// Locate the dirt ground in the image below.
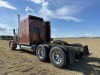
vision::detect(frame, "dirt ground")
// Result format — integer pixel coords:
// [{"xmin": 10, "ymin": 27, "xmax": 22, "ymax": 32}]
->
[{"xmin": 0, "ymin": 38, "xmax": 100, "ymax": 75}]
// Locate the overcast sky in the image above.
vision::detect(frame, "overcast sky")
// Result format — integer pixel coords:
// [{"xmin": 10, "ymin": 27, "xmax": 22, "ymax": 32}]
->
[{"xmin": 0, "ymin": 0, "xmax": 100, "ymax": 37}]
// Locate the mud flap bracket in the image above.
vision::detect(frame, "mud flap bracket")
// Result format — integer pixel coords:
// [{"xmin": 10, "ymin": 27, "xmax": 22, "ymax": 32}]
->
[{"xmin": 84, "ymin": 45, "xmax": 89, "ymax": 55}]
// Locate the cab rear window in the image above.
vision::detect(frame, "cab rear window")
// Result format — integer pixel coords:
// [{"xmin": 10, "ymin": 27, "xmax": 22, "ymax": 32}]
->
[{"xmin": 34, "ymin": 27, "xmax": 43, "ymax": 33}]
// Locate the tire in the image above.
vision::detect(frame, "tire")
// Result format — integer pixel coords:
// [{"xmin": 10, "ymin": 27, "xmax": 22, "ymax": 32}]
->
[
  {"xmin": 36, "ymin": 44, "xmax": 50, "ymax": 62},
  {"xmin": 49, "ymin": 46, "xmax": 69, "ymax": 68},
  {"xmin": 72, "ymin": 43, "xmax": 84, "ymax": 59},
  {"xmin": 53, "ymin": 40, "xmax": 69, "ymax": 45},
  {"xmin": 9, "ymin": 41, "xmax": 17, "ymax": 50}
]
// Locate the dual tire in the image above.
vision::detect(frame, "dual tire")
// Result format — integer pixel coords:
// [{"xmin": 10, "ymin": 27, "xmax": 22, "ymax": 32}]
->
[
  {"xmin": 36, "ymin": 44, "xmax": 50, "ymax": 62},
  {"xmin": 49, "ymin": 46, "xmax": 69, "ymax": 68},
  {"xmin": 36, "ymin": 45, "xmax": 69, "ymax": 68}
]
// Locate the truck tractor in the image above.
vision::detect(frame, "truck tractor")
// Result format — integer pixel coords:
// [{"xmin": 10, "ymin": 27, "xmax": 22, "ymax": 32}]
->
[{"xmin": 9, "ymin": 15, "xmax": 89, "ymax": 68}]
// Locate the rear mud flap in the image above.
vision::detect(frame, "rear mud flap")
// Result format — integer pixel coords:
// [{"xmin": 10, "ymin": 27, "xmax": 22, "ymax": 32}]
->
[
  {"xmin": 68, "ymin": 49, "xmax": 75, "ymax": 64},
  {"xmin": 84, "ymin": 45, "xmax": 89, "ymax": 55}
]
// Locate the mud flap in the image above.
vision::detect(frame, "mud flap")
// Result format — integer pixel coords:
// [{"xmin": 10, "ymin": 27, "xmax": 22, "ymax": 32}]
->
[
  {"xmin": 84, "ymin": 45, "xmax": 89, "ymax": 55},
  {"xmin": 68, "ymin": 49, "xmax": 75, "ymax": 64}
]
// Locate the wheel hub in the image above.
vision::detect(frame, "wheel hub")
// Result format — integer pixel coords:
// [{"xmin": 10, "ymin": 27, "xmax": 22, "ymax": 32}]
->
[
  {"xmin": 52, "ymin": 51, "xmax": 62, "ymax": 64},
  {"xmin": 38, "ymin": 48, "xmax": 45, "ymax": 58}
]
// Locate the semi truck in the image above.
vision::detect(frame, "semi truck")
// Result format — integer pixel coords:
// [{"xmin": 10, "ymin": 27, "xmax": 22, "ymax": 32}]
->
[{"xmin": 9, "ymin": 15, "xmax": 89, "ymax": 68}]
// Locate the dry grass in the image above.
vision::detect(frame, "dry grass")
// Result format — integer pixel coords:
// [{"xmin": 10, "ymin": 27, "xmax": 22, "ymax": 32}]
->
[{"xmin": 0, "ymin": 38, "xmax": 100, "ymax": 75}]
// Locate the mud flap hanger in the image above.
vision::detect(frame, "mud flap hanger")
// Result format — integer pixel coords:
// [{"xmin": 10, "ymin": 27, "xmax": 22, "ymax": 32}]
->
[{"xmin": 83, "ymin": 45, "xmax": 89, "ymax": 55}]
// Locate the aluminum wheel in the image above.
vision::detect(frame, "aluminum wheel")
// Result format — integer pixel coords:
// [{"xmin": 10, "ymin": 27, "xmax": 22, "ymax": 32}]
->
[
  {"xmin": 36, "ymin": 45, "xmax": 50, "ymax": 62},
  {"xmin": 52, "ymin": 50, "xmax": 63, "ymax": 65},
  {"xmin": 38, "ymin": 48, "xmax": 45, "ymax": 59},
  {"xmin": 50, "ymin": 46, "xmax": 68, "ymax": 68}
]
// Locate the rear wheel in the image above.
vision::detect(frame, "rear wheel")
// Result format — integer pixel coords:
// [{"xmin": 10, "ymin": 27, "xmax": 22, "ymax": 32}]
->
[
  {"xmin": 36, "ymin": 44, "xmax": 50, "ymax": 62},
  {"xmin": 49, "ymin": 46, "xmax": 68, "ymax": 68}
]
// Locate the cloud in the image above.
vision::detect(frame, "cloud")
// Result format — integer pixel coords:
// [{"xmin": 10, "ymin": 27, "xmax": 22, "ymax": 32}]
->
[
  {"xmin": 25, "ymin": 6, "xmax": 34, "ymax": 12},
  {"xmin": 0, "ymin": 23, "xmax": 12, "ymax": 31},
  {"xmin": 28, "ymin": 0, "xmax": 42, "ymax": 4},
  {"xmin": 38, "ymin": 0, "xmax": 53, "ymax": 20},
  {"xmin": 0, "ymin": 24, "xmax": 7, "ymax": 31},
  {"xmin": 54, "ymin": 16, "xmax": 84, "ymax": 22},
  {"xmin": 27, "ymin": 0, "xmax": 89, "ymax": 22},
  {"xmin": 85, "ymin": 33, "xmax": 92, "ymax": 37},
  {"xmin": 54, "ymin": 6, "xmax": 84, "ymax": 22},
  {"xmin": 0, "ymin": 23, "xmax": 14, "ymax": 35},
  {"xmin": 27, "ymin": 0, "xmax": 53, "ymax": 20},
  {"xmin": 0, "ymin": 26, "xmax": 6, "ymax": 31},
  {"xmin": 0, "ymin": 0, "xmax": 17, "ymax": 10},
  {"xmin": 55, "ymin": 6, "xmax": 76, "ymax": 16}
]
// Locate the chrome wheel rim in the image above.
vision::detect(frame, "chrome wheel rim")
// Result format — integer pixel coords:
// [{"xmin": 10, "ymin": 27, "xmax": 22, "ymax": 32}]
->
[
  {"xmin": 52, "ymin": 50, "xmax": 62, "ymax": 64},
  {"xmin": 38, "ymin": 48, "xmax": 45, "ymax": 59}
]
